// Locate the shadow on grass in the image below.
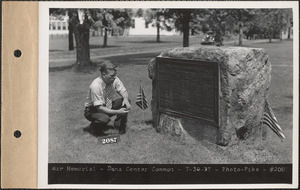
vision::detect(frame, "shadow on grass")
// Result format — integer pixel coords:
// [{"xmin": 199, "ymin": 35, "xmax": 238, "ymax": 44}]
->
[
  {"xmin": 90, "ymin": 45, "xmax": 121, "ymax": 49},
  {"xmin": 145, "ymin": 120, "xmax": 153, "ymax": 125},
  {"xmin": 119, "ymin": 40, "xmax": 170, "ymax": 44},
  {"xmin": 103, "ymin": 52, "xmax": 160, "ymax": 67},
  {"xmin": 50, "ymin": 63, "xmax": 105, "ymax": 73},
  {"xmin": 272, "ymin": 106, "xmax": 293, "ymax": 115},
  {"xmin": 253, "ymin": 40, "xmax": 290, "ymax": 45},
  {"xmin": 83, "ymin": 122, "xmax": 122, "ymax": 137},
  {"xmin": 50, "ymin": 45, "xmax": 122, "ymax": 52},
  {"xmin": 131, "ymin": 119, "xmax": 153, "ymax": 125},
  {"xmin": 83, "ymin": 123, "xmax": 119, "ymax": 137},
  {"xmin": 50, "ymin": 49, "xmax": 67, "ymax": 52},
  {"xmin": 233, "ymin": 40, "xmax": 289, "ymax": 47},
  {"xmin": 83, "ymin": 124, "xmax": 107, "ymax": 137},
  {"xmin": 182, "ymin": 118, "xmax": 218, "ymax": 143},
  {"xmin": 49, "ymin": 64, "xmax": 74, "ymax": 72}
]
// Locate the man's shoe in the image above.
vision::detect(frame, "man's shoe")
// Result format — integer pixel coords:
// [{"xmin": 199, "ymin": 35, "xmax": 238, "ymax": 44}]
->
[
  {"xmin": 119, "ymin": 129, "xmax": 126, "ymax": 134},
  {"xmin": 91, "ymin": 122, "xmax": 107, "ymax": 136}
]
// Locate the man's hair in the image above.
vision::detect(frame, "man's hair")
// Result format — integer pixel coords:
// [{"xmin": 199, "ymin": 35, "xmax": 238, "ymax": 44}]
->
[{"xmin": 99, "ymin": 61, "xmax": 117, "ymax": 74}]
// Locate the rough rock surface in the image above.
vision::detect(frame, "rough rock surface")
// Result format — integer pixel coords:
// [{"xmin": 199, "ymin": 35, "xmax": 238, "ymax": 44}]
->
[
  {"xmin": 148, "ymin": 46, "xmax": 271, "ymax": 146},
  {"xmin": 157, "ymin": 114, "xmax": 187, "ymax": 141}
]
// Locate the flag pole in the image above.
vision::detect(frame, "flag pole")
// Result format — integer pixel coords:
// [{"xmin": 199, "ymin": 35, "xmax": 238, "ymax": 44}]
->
[
  {"xmin": 140, "ymin": 77, "xmax": 145, "ymax": 124},
  {"xmin": 137, "ymin": 73, "xmax": 148, "ymax": 125}
]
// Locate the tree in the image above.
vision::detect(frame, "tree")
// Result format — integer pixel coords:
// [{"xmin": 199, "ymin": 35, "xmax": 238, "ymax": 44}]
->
[
  {"xmin": 135, "ymin": 8, "xmax": 144, "ymax": 17},
  {"xmin": 189, "ymin": 12, "xmax": 206, "ymax": 36},
  {"xmin": 90, "ymin": 9, "xmax": 133, "ymax": 47},
  {"xmin": 144, "ymin": 9, "xmax": 205, "ymax": 47},
  {"xmin": 226, "ymin": 9, "xmax": 256, "ymax": 46},
  {"xmin": 121, "ymin": 9, "xmax": 135, "ymax": 37},
  {"xmin": 67, "ymin": 11, "xmax": 74, "ymax": 50},
  {"xmin": 217, "ymin": 9, "xmax": 255, "ymax": 46},
  {"xmin": 202, "ymin": 9, "xmax": 233, "ymax": 45},
  {"xmin": 113, "ymin": 9, "xmax": 134, "ymax": 37},
  {"xmin": 244, "ymin": 23, "xmax": 261, "ymax": 40},
  {"xmin": 144, "ymin": 9, "xmax": 173, "ymax": 42},
  {"xmin": 51, "ymin": 9, "xmax": 133, "ymax": 70},
  {"xmin": 255, "ymin": 9, "xmax": 292, "ymax": 42},
  {"xmin": 50, "ymin": 9, "xmax": 96, "ymax": 69},
  {"xmin": 168, "ymin": 9, "xmax": 208, "ymax": 47},
  {"xmin": 70, "ymin": 9, "xmax": 94, "ymax": 69},
  {"xmin": 181, "ymin": 10, "xmax": 192, "ymax": 47},
  {"xmin": 276, "ymin": 9, "xmax": 292, "ymax": 41},
  {"xmin": 49, "ymin": 8, "xmax": 74, "ymax": 50},
  {"xmin": 167, "ymin": 9, "xmax": 193, "ymax": 47},
  {"xmin": 284, "ymin": 9, "xmax": 293, "ymax": 39}
]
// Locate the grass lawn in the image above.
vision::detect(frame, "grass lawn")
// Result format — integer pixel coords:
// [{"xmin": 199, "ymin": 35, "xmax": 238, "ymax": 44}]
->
[
  {"xmin": 49, "ymin": 40, "xmax": 294, "ymax": 164},
  {"xmin": 49, "ymin": 35, "xmax": 202, "ymax": 60},
  {"xmin": 49, "ymin": 34, "xmax": 243, "ymax": 61}
]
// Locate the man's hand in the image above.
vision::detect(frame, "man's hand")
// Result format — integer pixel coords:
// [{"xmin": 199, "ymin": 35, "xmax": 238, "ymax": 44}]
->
[
  {"xmin": 117, "ymin": 108, "xmax": 129, "ymax": 115},
  {"xmin": 122, "ymin": 99, "xmax": 131, "ymax": 110}
]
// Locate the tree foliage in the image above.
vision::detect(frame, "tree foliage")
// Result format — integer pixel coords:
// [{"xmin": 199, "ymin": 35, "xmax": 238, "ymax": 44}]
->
[
  {"xmin": 87, "ymin": 9, "xmax": 133, "ymax": 46},
  {"xmin": 255, "ymin": 9, "xmax": 292, "ymax": 42},
  {"xmin": 143, "ymin": 9, "xmax": 174, "ymax": 42},
  {"xmin": 50, "ymin": 8, "xmax": 294, "ymax": 69},
  {"xmin": 50, "ymin": 8, "xmax": 75, "ymax": 50},
  {"xmin": 167, "ymin": 9, "xmax": 208, "ymax": 47},
  {"xmin": 201, "ymin": 8, "xmax": 292, "ymax": 44},
  {"xmin": 225, "ymin": 9, "xmax": 256, "ymax": 46},
  {"xmin": 166, "ymin": 9, "xmax": 193, "ymax": 47},
  {"xmin": 50, "ymin": 8, "xmax": 133, "ymax": 70}
]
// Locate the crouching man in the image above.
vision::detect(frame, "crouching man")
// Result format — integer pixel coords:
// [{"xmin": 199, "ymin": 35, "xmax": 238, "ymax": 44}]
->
[{"xmin": 84, "ymin": 61, "xmax": 131, "ymax": 135}]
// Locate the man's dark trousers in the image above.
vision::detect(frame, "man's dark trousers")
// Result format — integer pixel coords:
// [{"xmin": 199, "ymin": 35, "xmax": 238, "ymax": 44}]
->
[{"xmin": 84, "ymin": 98, "xmax": 127, "ymax": 132}]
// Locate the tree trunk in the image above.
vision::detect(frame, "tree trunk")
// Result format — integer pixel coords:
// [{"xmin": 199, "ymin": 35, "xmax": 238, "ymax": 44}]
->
[
  {"xmin": 68, "ymin": 12, "xmax": 74, "ymax": 51},
  {"xmin": 268, "ymin": 30, "xmax": 272, "ymax": 43},
  {"xmin": 101, "ymin": 28, "xmax": 104, "ymax": 36},
  {"xmin": 73, "ymin": 22, "xmax": 93, "ymax": 70},
  {"xmin": 279, "ymin": 29, "xmax": 282, "ymax": 42},
  {"xmin": 239, "ymin": 24, "xmax": 243, "ymax": 46},
  {"xmin": 156, "ymin": 21, "xmax": 160, "ymax": 42},
  {"xmin": 103, "ymin": 27, "xmax": 108, "ymax": 47},
  {"xmin": 68, "ymin": 25, "xmax": 74, "ymax": 51},
  {"xmin": 123, "ymin": 27, "xmax": 129, "ymax": 37},
  {"xmin": 182, "ymin": 11, "xmax": 190, "ymax": 47},
  {"xmin": 191, "ymin": 28, "xmax": 195, "ymax": 36},
  {"xmin": 68, "ymin": 10, "xmax": 95, "ymax": 71},
  {"xmin": 288, "ymin": 27, "xmax": 291, "ymax": 39}
]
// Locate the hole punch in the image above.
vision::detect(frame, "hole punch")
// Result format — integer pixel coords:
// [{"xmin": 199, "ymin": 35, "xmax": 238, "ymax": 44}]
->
[
  {"xmin": 14, "ymin": 49, "xmax": 22, "ymax": 58},
  {"xmin": 14, "ymin": 130, "xmax": 22, "ymax": 138}
]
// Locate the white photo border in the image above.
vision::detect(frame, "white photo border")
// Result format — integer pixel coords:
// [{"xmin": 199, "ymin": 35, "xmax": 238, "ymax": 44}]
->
[{"xmin": 39, "ymin": 1, "xmax": 299, "ymax": 189}]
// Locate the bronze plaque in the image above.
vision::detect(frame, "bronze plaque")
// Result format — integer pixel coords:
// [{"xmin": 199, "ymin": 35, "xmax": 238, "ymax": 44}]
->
[{"xmin": 156, "ymin": 57, "xmax": 219, "ymax": 127}]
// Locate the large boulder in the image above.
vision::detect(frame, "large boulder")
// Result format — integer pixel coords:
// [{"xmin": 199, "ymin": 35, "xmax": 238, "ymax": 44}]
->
[{"xmin": 148, "ymin": 46, "xmax": 271, "ymax": 146}]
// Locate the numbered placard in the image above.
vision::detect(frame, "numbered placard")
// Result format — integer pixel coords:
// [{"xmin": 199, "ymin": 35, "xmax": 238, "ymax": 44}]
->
[{"xmin": 99, "ymin": 135, "xmax": 120, "ymax": 145}]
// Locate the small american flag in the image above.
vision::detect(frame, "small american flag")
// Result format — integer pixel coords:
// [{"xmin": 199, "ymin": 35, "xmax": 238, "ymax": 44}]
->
[
  {"xmin": 136, "ymin": 85, "xmax": 148, "ymax": 110},
  {"xmin": 263, "ymin": 100, "xmax": 285, "ymax": 140}
]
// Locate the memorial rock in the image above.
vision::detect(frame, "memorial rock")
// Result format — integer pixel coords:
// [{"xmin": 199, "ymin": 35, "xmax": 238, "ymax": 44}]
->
[{"xmin": 148, "ymin": 46, "xmax": 272, "ymax": 146}]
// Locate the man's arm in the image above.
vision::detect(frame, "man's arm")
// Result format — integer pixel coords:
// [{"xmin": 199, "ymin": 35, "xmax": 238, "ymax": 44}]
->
[
  {"xmin": 120, "ymin": 91, "xmax": 131, "ymax": 110},
  {"xmin": 96, "ymin": 105, "xmax": 128, "ymax": 115},
  {"xmin": 114, "ymin": 77, "xmax": 131, "ymax": 110}
]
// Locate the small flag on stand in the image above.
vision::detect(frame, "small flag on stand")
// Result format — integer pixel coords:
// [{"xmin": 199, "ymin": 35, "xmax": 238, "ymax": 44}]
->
[
  {"xmin": 263, "ymin": 99, "xmax": 285, "ymax": 140},
  {"xmin": 136, "ymin": 85, "xmax": 148, "ymax": 110}
]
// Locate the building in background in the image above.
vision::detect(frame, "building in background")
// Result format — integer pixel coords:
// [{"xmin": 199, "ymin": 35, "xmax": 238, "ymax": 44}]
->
[
  {"xmin": 49, "ymin": 14, "xmax": 69, "ymax": 37},
  {"xmin": 49, "ymin": 13, "xmax": 180, "ymax": 38},
  {"xmin": 282, "ymin": 26, "xmax": 293, "ymax": 39},
  {"xmin": 128, "ymin": 17, "xmax": 179, "ymax": 36}
]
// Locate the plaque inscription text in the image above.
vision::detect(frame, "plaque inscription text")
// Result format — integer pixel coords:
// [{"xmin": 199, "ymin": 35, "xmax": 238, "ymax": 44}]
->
[{"xmin": 156, "ymin": 57, "xmax": 219, "ymax": 126}]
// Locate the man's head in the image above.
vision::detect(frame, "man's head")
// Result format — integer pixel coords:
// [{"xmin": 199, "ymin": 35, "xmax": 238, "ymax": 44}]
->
[{"xmin": 100, "ymin": 61, "xmax": 117, "ymax": 84}]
